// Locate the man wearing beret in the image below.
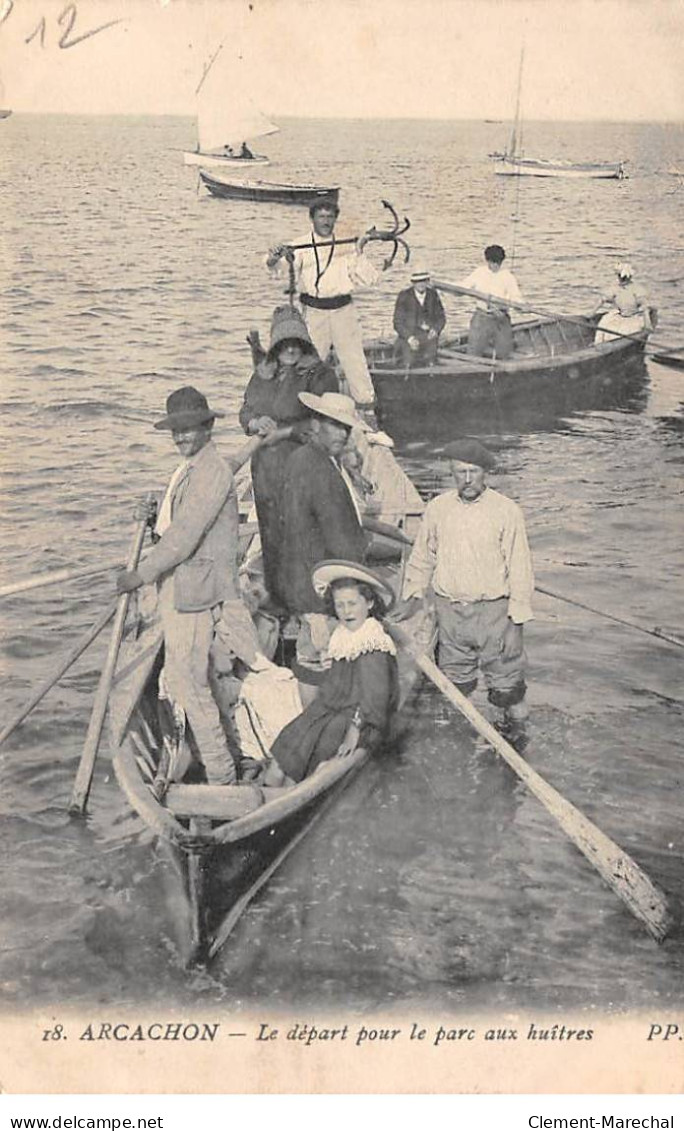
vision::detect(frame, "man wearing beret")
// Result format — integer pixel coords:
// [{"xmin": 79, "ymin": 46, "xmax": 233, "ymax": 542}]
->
[
  {"xmin": 117, "ymin": 386, "xmax": 261, "ymax": 784},
  {"xmin": 393, "ymin": 268, "xmax": 446, "ymax": 368},
  {"xmin": 395, "ymin": 439, "xmax": 533, "ymax": 722}
]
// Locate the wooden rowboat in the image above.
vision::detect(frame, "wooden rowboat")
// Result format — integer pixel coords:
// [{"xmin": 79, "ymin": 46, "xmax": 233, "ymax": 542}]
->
[
  {"xmin": 199, "ymin": 170, "xmax": 340, "ymax": 207},
  {"xmin": 365, "ymin": 309, "xmax": 655, "ymax": 441},
  {"xmin": 107, "ymin": 507, "xmax": 432, "ymax": 965}
]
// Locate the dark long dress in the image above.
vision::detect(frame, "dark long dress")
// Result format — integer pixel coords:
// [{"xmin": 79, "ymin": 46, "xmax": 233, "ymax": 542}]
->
[
  {"xmin": 239, "ymin": 357, "xmax": 338, "ymax": 603},
  {"xmin": 270, "ymin": 648, "xmax": 399, "ymax": 783}
]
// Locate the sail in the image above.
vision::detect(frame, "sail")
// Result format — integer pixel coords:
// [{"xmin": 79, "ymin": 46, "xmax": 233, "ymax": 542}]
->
[
  {"xmin": 198, "ymin": 100, "xmax": 278, "ymax": 152},
  {"xmin": 195, "ymin": 60, "xmax": 278, "ymax": 153}
]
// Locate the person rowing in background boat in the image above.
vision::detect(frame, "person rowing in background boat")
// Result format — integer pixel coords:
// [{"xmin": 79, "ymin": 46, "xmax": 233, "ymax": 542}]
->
[
  {"xmin": 460, "ymin": 244, "xmax": 524, "ymax": 360},
  {"xmin": 239, "ymin": 305, "xmax": 339, "ymax": 611},
  {"xmin": 265, "ymin": 197, "xmax": 379, "ymax": 409},
  {"xmin": 392, "ymin": 439, "xmax": 533, "ymax": 725},
  {"xmin": 592, "ymin": 261, "xmax": 653, "ymax": 344},
  {"xmin": 258, "ymin": 562, "xmax": 400, "ymax": 786},
  {"xmin": 116, "ymin": 386, "xmax": 264, "ymax": 785}
]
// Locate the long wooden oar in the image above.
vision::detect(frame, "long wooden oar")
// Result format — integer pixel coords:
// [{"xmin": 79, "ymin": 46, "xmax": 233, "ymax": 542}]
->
[
  {"xmin": 387, "ymin": 621, "xmax": 672, "ymax": 943},
  {"xmin": 433, "ymin": 277, "xmax": 684, "ymax": 366},
  {"xmin": 70, "ymin": 513, "xmax": 149, "ymax": 816},
  {"xmin": 536, "ymin": 585, "xmax": 684, "ymax": 649},
  {"xmin": 0, "ymin": 600, "xmax": 117, "ymax": 748},
  {"xmin": 372, "ymin": 523, "xmax": 684, "ymax": 652},
  {"xmin": 0, "ymin": 561, "xmax": 121, "ymax": 601}
]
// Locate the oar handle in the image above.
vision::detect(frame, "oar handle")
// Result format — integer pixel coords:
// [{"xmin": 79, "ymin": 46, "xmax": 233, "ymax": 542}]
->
[
  {"xmin": 432, "ymin": 277, "xmax": 655, "ymax": 348},
  {"xmin": 432, "ymin": 277, "xmax": 530, "ymax": 315},
  {"xmin": 69, "ymin": 512, "xmax": 149, "ymax": 815},
  {"xmin": 362, "ymin": 516, "xmax": 414, "ymax": 545}
]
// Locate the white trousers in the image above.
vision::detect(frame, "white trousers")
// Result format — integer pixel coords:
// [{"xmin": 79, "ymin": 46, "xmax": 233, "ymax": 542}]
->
[
  {"xmin": 304, "ymin": 302, "xmax": 376, "ymax": 406},
  {"xmin": 158, "ymin": 580, "xmax": 236, "ymax": 784}
]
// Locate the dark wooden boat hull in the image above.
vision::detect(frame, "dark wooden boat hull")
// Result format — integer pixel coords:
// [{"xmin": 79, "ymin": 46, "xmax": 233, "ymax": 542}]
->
[
  {"xmin": 199, "ymin": 170, "xmax": 340, "ymax": 206},
  {"xmin": 365, "ymin": 312, "xmax": 652, "ymax": 441},
  {"xmin": 108, "ymin": 503, "xmax": 433, "ymax": 964}
]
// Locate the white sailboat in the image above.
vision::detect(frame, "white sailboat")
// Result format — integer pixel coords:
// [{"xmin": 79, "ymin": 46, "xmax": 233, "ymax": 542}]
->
[
  {"xmin": 183, "ymin": 48, "xmax": 279, "ymax": 169},
  {"xmin": 491, "ymin": 49, "xmax": 626, "ymax": 181}
]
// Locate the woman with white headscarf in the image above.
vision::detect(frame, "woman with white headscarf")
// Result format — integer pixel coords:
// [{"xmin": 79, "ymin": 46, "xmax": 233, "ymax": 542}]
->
[{"xmin": 593, "ymin": 262, "xmax": 653, "ymax": 344}]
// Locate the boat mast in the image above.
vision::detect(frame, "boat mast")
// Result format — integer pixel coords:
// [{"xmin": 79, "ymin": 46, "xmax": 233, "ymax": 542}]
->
[
  {"xmin": 508, "ymin": 46, "xmax": 524, "ymax": 160},
  {"xmin": 196, "ymin": 41, "xmax": 225, "ymax": 96}
]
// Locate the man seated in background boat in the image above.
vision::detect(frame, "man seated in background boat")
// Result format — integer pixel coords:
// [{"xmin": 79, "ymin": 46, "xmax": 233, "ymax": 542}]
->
[
  {"xmin": 265, "ymin": 198, "xmax": 379, "ymax": 409},
  {"xmin": 239, "ymin": 305, "xmax": 339, "ymax": 610},
  {"xmin": 393, "ymin": 268, "xmax": 446, "ymax": 367},
  {"xmin": 116, "ymin": 386, "xmax": 263, "ymax": 785},
  {"xmin": 277, "ymin": 393, "xmax": 370, "ymax": 680},
  {"xmin": 238, "ymin": 141, "xmax": 254, "ymax": 159},
  {"xmin": 460, "ymin": 244, "xmax": 523, "ymax": 360},
  {"xmin": 592, "ymin": 262, "xmax": 653, "ymax": 345},
  {"xmin": 259, "ymin": 562, "xmax": 400, "ymax": 786},
  {"xmin": 392, "ymin": 440, "xmax": 533, "ymax": 724}
]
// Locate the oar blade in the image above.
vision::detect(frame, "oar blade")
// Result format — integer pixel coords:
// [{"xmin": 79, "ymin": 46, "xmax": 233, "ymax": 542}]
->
[{"xmin": 388, "ymin": 622, "xmax": 674, "ymax": 945}]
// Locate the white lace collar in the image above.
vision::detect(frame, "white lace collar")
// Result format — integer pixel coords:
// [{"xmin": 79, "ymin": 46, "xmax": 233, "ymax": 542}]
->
[{"xmin": 326, "ymin": 617, "xmax": 397, "ymax": 662}]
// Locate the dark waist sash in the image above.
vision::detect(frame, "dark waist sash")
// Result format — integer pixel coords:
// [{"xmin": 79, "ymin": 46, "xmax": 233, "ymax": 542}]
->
[{"xmin": 300, "ymin": 293, "xmax": 352, "ymax": 311}]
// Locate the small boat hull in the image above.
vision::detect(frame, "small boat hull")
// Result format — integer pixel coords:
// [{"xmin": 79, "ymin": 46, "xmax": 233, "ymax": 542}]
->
[
  {"xmin": 199, "ymin": 170, "xmax": 340, "ymax": 206},
  {"xmin": 494, "ymin": 157, "xmax": 625, "ymax": 180},
  {"xmin": 184, "ymin": 150, "xmax": 269, "ymax": 168},
  {"xmin": 365, "ymin": 312, "xmax": 653, "ymax": 441}
]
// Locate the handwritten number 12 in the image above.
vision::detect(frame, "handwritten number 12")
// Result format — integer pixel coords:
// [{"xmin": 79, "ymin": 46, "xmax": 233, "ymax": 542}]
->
[{"xmin": 20, "ymin": 3, "xmax": 123, "ymax": 48}]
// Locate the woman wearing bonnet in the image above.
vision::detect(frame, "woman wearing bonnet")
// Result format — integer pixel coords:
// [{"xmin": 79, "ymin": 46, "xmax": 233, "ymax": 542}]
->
[{"xmin": 593, "ymin": 262, "xmax": 653, "ymax": 344}]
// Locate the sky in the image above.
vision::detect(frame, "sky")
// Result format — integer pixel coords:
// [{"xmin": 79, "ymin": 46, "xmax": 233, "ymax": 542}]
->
[{"xmin": 1, "ymin": 0, "xmax": 683, "ymax": 120}]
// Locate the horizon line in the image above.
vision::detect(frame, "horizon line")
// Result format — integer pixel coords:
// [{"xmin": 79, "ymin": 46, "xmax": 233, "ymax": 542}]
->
[{"xmin": 5, "ymin": 111, "xmax": 683, "ymax": 126}]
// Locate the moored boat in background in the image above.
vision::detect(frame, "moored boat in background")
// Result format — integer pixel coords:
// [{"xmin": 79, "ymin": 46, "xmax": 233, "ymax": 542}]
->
[
  {"xmin": 491, "ymin": 48, "xmax": 625, "ymax": 181},
  {"xmin": 494, "ymin": 156, "xmax": 626, "ymax": 180},
  {"xmin": 199, "ymin": 169, "xmax": 340, "ymax": 206}
]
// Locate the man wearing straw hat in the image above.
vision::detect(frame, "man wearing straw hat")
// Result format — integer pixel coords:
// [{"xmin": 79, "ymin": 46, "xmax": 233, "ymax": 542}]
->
[
  {"xmin": 394, "ymin": 439, "xmax": 533, "ymax": 723},
  {"xmin": 278, "ymin": 391, "xmax": 371, "ymax": 621},
  {"xmin": 116, "ymin": 386, "xmax": 261, "ymax": 785},
  {"xmin": 393, "ymin": 267, "xmax": 446, "ymax": 368},
  {"xmin": 265, "ymin": 197, "xmax": 379, "ymax": 409}
]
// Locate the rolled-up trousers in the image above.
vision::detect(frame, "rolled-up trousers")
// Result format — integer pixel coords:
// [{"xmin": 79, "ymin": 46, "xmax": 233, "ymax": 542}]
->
[
  {"xmin": 158, "ymin": 579, "xmax": 237, "ymax": 784},
  {"xmin": 434, "ymin": 594, "xmax": 526, "ymax": 708}
]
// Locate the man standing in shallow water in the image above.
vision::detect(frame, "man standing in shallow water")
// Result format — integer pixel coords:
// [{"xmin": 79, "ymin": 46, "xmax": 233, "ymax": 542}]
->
[
  {"xmin": 393, "ymin": 439, "xmax": 533, "ymax": 723},
  {"xmin": 116, "ymin": 386, "xmax": 261, "ymax": 784}
]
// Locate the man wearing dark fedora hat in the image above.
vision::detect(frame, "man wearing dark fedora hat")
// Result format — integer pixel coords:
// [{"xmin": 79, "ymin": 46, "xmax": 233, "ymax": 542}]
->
[
  {"xmin": 394, "ymin": 439, "xmax": 534, "ymax": 722},
  {"xmin": 265, "ymin": 198, "xmax": 379, "ymax": 408},
  {"xmin": 116, "ymin": 386, "xmax": 260, "ymax": 784},
  {"xmin": 393, "ymin": 267, "xmax": 446, "ymax": 368}
]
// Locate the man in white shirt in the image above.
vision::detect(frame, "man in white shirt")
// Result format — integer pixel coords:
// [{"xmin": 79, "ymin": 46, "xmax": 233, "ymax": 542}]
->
[
  {"xmin": 394, "ymin": 439, "xmax": 533, "ymax": 722},
  {"xmin": 461, "ymin": 244, "xmax": 523, "ymax": 360},
  {"xmin": 265, "ymin": 198, "xmax": 378, "ymax": 409}
]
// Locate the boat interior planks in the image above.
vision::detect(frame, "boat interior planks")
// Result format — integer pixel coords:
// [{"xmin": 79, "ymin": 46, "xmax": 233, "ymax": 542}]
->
[{"xmin": 365, "ymin": 310, "xmax": 653, "ymax": 439}]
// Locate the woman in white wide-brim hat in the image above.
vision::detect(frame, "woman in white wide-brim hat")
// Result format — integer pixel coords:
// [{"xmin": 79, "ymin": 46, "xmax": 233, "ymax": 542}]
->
[
  {"xmin": 239, "ymin": 306, "xmax": 339, "ymax": 607},
  {"xmin": 593, "ymin": 261, "xmax": 653, "ymax": 345},
  {"xmin": 261, "ymin": 560, "xmax": 399, "ymax": 785}
]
